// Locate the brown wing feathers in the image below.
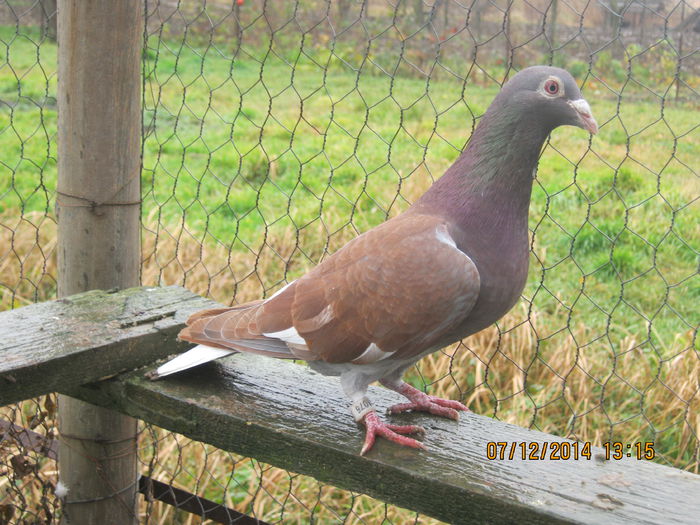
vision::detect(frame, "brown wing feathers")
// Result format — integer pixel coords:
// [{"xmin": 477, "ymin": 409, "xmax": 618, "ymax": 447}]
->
[
  {"xmin": 182, "ymin": 300, "xmax": 284, "ymax": 352},
  {"xmin": 178, "ymin": 213, "xmax": 481, "ymax": 366}
]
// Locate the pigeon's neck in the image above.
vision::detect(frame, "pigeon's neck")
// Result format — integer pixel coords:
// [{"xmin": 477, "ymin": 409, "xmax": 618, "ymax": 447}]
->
[{"xmin": 412, "ymin": 103, "xmax": 549, "ymax": 232}]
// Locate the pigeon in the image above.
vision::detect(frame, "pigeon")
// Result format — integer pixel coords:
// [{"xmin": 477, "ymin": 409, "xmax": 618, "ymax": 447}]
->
[{"xmin": 153, "ymin": 66, "xmax": 598, "ymax": 455}]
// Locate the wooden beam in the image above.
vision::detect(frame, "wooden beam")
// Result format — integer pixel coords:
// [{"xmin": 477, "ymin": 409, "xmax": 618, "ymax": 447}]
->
[
  {"xmin": 0, "ymin": 286, "xmax": 212, "ymax": 406},
  {"xmin": 2, "ymin": 286, "xmax": 699, "ymax": 522},
  {"xmin": 68, "ymin": 351, "xmax": 700, "ymax": 525}
]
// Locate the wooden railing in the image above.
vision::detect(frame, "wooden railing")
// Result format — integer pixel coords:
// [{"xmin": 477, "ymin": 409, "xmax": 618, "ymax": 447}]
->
[{"xmin": 2, "ymin": 286, "xmax": 699, "ymax": 524}]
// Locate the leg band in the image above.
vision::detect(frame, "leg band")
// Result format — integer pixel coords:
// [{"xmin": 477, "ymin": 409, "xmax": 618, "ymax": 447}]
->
[{"xmin": 350, "ymin": 397, "xmax": 374, "ymax": 422}]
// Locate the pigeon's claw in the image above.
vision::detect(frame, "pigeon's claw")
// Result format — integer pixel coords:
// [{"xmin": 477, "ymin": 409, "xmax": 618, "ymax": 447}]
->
[
  {"xmin": 387, "ymin": 382, "xmax": 469, "ymax": 420},
  {"xmin": 388, "ymin": 398, "xmax": 465, "ymax": 420},
  {"xmin": 428, "ymin": 397, "xmax": 470, "ymax": 411},
  {"xmin": 360, "ymin": 411, "xmax": 425, "ymax": 455}
]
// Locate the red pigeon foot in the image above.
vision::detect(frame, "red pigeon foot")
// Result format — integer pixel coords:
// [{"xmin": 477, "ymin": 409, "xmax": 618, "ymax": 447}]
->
[
  {"xmin": 385, "ymin": 382, "xmax": 469, "ymax": 420},
  {"xmin": 361, "ymin": 411, "xmax": 426, "ymax": 455}
]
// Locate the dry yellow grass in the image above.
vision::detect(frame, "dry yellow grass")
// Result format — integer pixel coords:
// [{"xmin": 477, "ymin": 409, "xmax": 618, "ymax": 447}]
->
[
  {"xmin": 0, "ymin": 205, "xmax": 697, "ymax": 523},
  {"xmin": 0, "ymin": 212, "xmax": 57, "ymax": 310}
]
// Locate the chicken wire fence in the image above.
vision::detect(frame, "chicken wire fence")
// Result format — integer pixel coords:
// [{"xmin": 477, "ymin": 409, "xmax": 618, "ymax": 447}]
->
[{"xmin": 1, "ymin": 0, "xmax": 699, "ymax": 522}]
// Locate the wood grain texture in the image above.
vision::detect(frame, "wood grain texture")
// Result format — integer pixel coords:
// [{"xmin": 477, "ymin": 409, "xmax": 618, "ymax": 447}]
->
[
  {"xmin": 71, "ymin": 351, "xmax": 700, "ymax": 525},
  {"xmin": 56, "ymin": 1, "xmax": 146, "ymax": 521},
  {"xmin": 0, "ymin": 286, "xmax": 212, "ymax": 406},
  {"xmin": 3, "ymin": 286, "xmax": 698, "ymax": 523}
]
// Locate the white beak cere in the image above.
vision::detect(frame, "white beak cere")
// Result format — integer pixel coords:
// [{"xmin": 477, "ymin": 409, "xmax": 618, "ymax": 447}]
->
[{"xmin": 568, "ymin": 98, "xmax": 598, "ymax": 135}]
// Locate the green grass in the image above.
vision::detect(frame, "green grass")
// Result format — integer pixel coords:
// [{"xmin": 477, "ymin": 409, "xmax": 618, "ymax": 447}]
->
[
  {"xmin": 3, "ymin": 27, "xmax": 697, "ymax": 350},
  {"xmin": 1, "ymin": 24, "xmax": 699, "ymax": 523},
  {"xmin": 140, "ymin": 38, "xmax": 490, "ymax": 242}
]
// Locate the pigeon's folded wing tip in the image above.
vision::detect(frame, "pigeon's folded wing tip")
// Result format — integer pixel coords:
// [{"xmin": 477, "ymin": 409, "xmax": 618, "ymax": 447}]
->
[{"xmin": 147, "ymin": 344, "xmax": 235, "ymax": 381}]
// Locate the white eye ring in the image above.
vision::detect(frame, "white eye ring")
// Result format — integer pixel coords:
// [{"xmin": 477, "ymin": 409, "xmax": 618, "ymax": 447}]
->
[{"xmin": 542, "ymin": 76, "xmax": 564, "ymax": 97}]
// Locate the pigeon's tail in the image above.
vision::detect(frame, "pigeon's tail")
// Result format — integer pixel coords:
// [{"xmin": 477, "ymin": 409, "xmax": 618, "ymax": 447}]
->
[
  {"xmin": 150, "ymin": 295, "xmax": 318, "ymax": 380},
  {"xmin": 153, "ymin": 344, "xmax": 235, "ymax": 378}
]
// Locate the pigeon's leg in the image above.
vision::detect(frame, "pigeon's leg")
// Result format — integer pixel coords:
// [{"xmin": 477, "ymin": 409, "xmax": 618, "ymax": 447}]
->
[
  {"xmin": 360, "ymin": 411, "xmax": 426, "ymax": 455},
  {"xmin": 340, "ymin": 371, "xmax": 424, "ymax": 454},
  {"xmin": 380, "ymin": 377, "xmax": 469, "ymax": 421}
]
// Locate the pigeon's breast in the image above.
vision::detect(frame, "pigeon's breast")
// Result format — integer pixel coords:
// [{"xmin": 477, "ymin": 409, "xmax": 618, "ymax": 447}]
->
[
  {"xmin": 448, "ymin": 221, "xmax": 530, "ymax": 338},
  {"xmin": 467, "ymin": 247, "xmax": 529, "ymax": 333}
]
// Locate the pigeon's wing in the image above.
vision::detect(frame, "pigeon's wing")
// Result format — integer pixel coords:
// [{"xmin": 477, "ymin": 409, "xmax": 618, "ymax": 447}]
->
[{"xmin": 178, "ymin": 213, "xmax": 480, "ymax": 366}]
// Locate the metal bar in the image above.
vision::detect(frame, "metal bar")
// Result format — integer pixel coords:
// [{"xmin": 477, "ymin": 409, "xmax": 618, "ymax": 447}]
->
[{"xmin": 138, "ymin": 476, "xmax": 270, "ymax": 525}]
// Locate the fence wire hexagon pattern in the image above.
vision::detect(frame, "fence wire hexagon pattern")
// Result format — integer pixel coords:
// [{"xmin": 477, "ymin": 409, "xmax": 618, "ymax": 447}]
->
[{"xmin": 1, "ymin": 0, "xmax": 698, "ymax": 523}]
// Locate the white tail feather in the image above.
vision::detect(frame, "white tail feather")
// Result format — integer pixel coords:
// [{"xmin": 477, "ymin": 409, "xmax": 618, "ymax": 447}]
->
[{"xmin": 155, "ymin": 345, "xmax": 234, "ymax": 378}]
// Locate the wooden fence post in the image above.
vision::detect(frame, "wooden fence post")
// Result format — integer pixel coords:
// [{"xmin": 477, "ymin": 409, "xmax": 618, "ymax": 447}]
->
[{"xmin": 56, "ymin": 1, "xmax": 143, "ymax": 523}]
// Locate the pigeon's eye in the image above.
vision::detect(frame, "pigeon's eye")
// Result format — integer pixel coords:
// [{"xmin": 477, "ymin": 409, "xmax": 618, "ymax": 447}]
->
[{"xmin": 544, "ymin": 79, "xmax": 560, "ymax": 96}]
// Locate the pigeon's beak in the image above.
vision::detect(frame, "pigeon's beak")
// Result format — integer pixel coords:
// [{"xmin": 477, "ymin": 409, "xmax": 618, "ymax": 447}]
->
[{"xmin": 568, "ymin": 98, "xmax": 598, "ymax": 135}]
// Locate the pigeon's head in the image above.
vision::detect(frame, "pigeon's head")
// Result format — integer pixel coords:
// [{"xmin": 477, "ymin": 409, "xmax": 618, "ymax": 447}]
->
[{"xmin": 497, "ymin": 65, "xmax": 598, "ymax": 135}]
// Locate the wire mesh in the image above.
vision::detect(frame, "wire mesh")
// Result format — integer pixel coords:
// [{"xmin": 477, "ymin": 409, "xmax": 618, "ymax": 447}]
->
[
  {"xmin": 1, "ymin": 0, "xmax": 699, "ymax": 523},
  {"xmin": 0, "ymin": 1, "xmax": 58, "ymax": 523}
]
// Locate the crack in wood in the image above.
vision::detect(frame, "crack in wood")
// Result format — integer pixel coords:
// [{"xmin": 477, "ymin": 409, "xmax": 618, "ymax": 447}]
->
[{"xmin": 118, "ymin": 311, "xmax": 175, "ymax": 329}]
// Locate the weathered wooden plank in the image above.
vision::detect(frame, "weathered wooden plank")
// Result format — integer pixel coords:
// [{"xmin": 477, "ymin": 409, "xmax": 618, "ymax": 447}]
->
[
  {"xmin": 69, "ymin": 352, "xmax": 700, "ymax": 525},
  {"xmin": 4, "ymin": 286, "xmax": 698, "ymax": 523},
  {"xmin": 0, "ymin": 286, "xmax": 213, "ymax": 406}
]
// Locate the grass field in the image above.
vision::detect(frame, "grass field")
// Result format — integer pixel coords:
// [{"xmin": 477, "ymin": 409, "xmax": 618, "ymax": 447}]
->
[{"xmin": 1, "ymin": 25, "xmax": 698, "ymax": 523}]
